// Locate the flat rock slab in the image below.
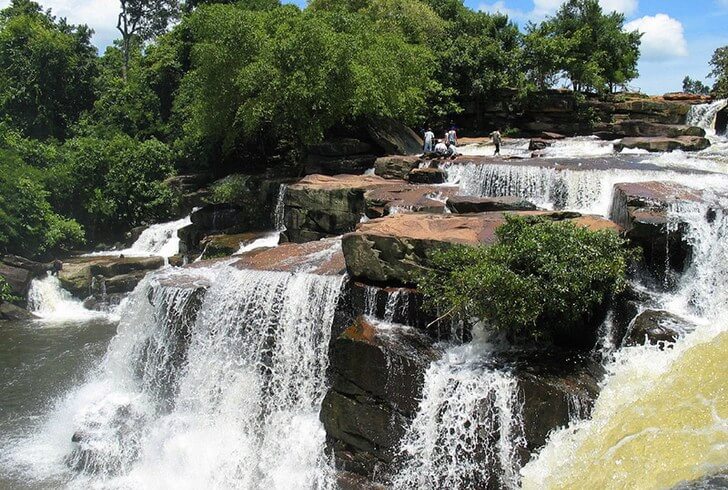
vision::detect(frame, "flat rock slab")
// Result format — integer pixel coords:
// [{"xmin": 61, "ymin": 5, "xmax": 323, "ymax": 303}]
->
[
  {"xmin": 230, "ymin": 239, "xmax": 345, "ymax": 276},
  {"xmin": 615, "ymin": 136, "xmax": 711, "ymax": 153},
  {"xmin": 364, "ymin": 185, "xmax": 457, "ymax": 218},
  {"xmin": 59, "ymin": 256, "xmax": 164, "ymax": 298},
  {"xmin": 343, "ymin": 212, "xmax": 618, "ymax": 285}
]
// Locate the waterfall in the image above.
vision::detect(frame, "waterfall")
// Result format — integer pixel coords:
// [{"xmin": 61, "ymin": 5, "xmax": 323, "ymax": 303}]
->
[
  {"xmin": 445, "ymin": 163, "xmax": 728, "ymax": 215},
  {"xmin": 274, "ymin": 184, "xmax": 288, "ymax": 232},
  {"xmin": 85, "ymin": 214, "xmax": 193, "ymax": 259},
  {"xmin": 393, "ymin": 342, "xmax": 525, "ymax": 490},
  {"xmin": 687, "ymin": 100, "xmax": 728, "ymax": 133},
  {"xmin": 27, "ymin": 275, "xmax": 110, "ymax": 322},
  {"xmin": 9, "ymin": 263, "xmax": 344, "ymax": 489},
  {"xmin": 520, "ymin": 195, "xmax": 728, "ymax": 490}
]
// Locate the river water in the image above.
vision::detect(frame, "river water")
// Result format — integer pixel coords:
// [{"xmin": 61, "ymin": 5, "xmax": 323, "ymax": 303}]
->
[{"xmin": 1, "ymin": 102, "xmax": 727, "ymax": 489}]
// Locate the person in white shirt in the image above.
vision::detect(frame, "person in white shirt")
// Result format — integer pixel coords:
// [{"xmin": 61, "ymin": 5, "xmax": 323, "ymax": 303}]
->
[
  {"xmin": 434, "ymin": 140, "xmax": 449, "ymax": 156},
  {"xmin": 423, "ymin": 128, "xmax": 435, "ymax": 153},
  {"xmin": 490, "ymin": 130, "xmax": 502, "ymax": 156},
  {"xmin": 447, "ymin": 127, "xmax": 457, "ymax": 146}
]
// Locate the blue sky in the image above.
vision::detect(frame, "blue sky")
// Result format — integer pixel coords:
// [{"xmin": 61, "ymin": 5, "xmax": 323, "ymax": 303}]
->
[{"xmin": 2, "ymin": 0, "xmax": 727, "ymax": 94}]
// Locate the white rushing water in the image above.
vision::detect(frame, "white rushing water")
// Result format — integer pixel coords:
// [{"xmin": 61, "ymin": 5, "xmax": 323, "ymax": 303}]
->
[
  {"xmin": 393, "ymin": 337, "xmax": 525, "ymax": 490},
  {"xmin": 445, "ymin": 161, "xmax": 728, "ymax": 216},
  {"xmin": 687, "ymin": 99, "xmax": 728, "ymax": 135},
  {"xmin": 458, "ymin": 136, "xmax": 615, "ymax": 159},
  {"xmin": 85, "ymin": 214, "xmax": 193, "ymax": 259},
  {"xmin": 5, "ymin": 263, "xmax": 344, "ymax": 489},
  {"xmin": 27, "ymin": 275, "xmax": 112, "ymax": 322}
]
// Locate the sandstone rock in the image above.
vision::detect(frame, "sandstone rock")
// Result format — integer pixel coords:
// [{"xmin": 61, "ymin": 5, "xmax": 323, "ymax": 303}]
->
[
  {"xmin": 615, "ymin": 136, "xmax": 711, "ymax": 153},
  {"xmin": 611, "ymin": 181, "xmax": 704, "ymax": 277},
  {"xmin": 364, "ymin": 185, "xmax": 456, "ymax": 218},
  {"xmin": 283, "ymin": 175, "xmax": 406, "ymax": 243},
  {"xmin": 229, "ymin": 239, "xmax": 345, "ymax": 276},
  {"xmin": 374, "ymin": 155, "xmax": 422, "ymax": 180},
  {"xmin": 320, "ymin": 317, "xmax": 441, "ymax": 475},
  {"xmin": 59, "ymin": 256, "xmax": 164, "ymax": 298},
  {"xmin": 407, "ymin": 168, "xmax": 447, "ymax": 184},
  {"xmin": 366, "ymin": 118, "xmax": 423, "ymax": 155},
  {"xmin": 200, "ymin": 232, "xmax": 274, "ymax": 259},
  {"xmin": 537, "ymin": 131, "xmax": 566, "ymax": 140},
  {"xmin": 101, "ymin": 270, "xmax": 149, "ymax": 295},
  {"xmin": 623, "ymin": 309, "xmax": 696, "ymax": 347},
  {"xmin": 662, "ymin": 92, "xmax": 712, "ymax": 103},
  {"xmin": 611, "ymin": 120, "xmax": 706, "ymax": 138},
  {"xmin": 342, "ymin": 212, "xmax": 618, "ymax": 286},
  {"xmin": 446, "ymin": 196, "xmax": 538, "ymax": 213},
  {"xmin": 611, "ymin": 98, "xmax": 691, "ymax": 125}
]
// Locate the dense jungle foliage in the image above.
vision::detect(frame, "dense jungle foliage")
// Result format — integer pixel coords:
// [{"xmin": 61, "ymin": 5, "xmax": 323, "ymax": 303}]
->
[{"xmin": 0, "ymin": 0, "xmax": 651, "ymax": 258}]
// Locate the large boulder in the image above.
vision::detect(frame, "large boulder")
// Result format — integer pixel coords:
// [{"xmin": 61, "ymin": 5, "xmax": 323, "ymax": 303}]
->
[
  {"xmin": 282, "ymin": 175, "xmax": 406, "ymax": 243},
  {"xmin": 366, "ymin": 118, "xmax": 423, "ymax": 156},
  {"xmin": 342, "ymin": 212, "xmax": 618, "ymax": 286},
  {"xmin": 611, "ymin": 120, "xmax": 705, "ymax": 138},
  {"xmin": 306, "ymin": 155, "xmax": 378, "ymax": 176},
  {"xmin": 320, "ymin": 317, "xmax": 441, "ymax": 475},
  {"xmin": 364, "ymin": 185, "xmax": 456, "ymax": 218},
  {"xmin": 610, "ymin": 181, "xmax": 704, "ymax": 278},
  {"xmin": 374, "ymin": 156, "xmax": 422, "ymax": 180},
  {"xmin": 623, "ymin": 309, "xmax": 696, "ymax": 347},
  {"xmin": 611, "ymin": 98, "xmax": 692, "ymax": 125},
  {"xmin": 614, "ymin": 136, "xmax": 711, "ymax": 153},
  {"xmin": 0, "ymin": 263, "xmax": 34, "ymax": 298},
  {"xmin": 59, "ymin": 256, "xmax": 164, "ymax": 299},
  {"xmin": 446, "ymin": 196, "xmax": 538, "ymax": 214},
  {"xmin": 0, "ymin": 301, "xmax": 36, "ymax": 321},
  {"xmin": 407, "ymin": 168, "xmax": 447, "ymax": 184}
]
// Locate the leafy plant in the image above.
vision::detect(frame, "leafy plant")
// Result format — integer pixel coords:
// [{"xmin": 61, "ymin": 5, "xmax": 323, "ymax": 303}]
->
[
  {"xmin": 0, "ymin": 275, "xmax": 18, "ymax": 303},
  {"xmin": 417, "ymin": 215, "xmax": 635, "ymax": 343}
]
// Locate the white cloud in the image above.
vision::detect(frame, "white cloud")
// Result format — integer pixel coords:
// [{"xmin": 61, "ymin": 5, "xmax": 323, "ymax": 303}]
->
[
  {"xmin": 0, "ymin": 0, "xmax": 120, "ymax": 49},
  {"xmin": 625, "ymin": 14, "xmax": 689, "ymax": 62},
  {"xmin": 478, "ymin": 1, "xmax": 527, "ymax": 20}
]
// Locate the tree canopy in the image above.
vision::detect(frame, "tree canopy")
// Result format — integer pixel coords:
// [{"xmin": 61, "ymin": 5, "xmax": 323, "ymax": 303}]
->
[{"xmin": 709, "ymin": 46, "xmax": 728, "ymax": 98}]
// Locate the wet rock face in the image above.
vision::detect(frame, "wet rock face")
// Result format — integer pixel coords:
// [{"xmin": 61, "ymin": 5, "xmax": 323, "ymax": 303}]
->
[
  {"xmin": 0, "ymin": 301, "xmax": 35, "ymax": 320},
  {"xmin": 615, "ymin": 136, "xmax": 711, "ymax": 153},
  {"xmin": 59, "ymin": 256, "xmax": 164, "ymax": 299},
  {"xmin": 529, "ymin": 138, "xmax": 552, "ymax": 151},
  {"xmin": 717, "ymin": 107, "xmax": 728, "ymax": 135},
  {"xmin": 364, "ymin": 185, "xmax": 456, "ymax": 218},
  {"xmin": 446, "ymin": 196, "xmax": 538, "ymax": 214},
  {"xmin": 229, "ymin": 238, "xmax": 346, "ymax": 276},
  {"xmin": 623, "ymin": 309, "xmax": 696, "ymax": 347},
  {"xmin": 374, "ymin": 156, "xmax": 422, "ymax": 180},
  {"xmin": 610, "ymin": 181, "xmax": 700, "ymax": 279},
  {"xmin": 320, "ymin": 317, "xmax": 442, "ymax": 475},
  {"xmin": 365, "ymin": 118, "xmax": 423, "ymax": 155},
  {"xmin": 611, "ymin": 120, "xmax": 706, "ymax": 138},
  {"xmin": 283, "ymin": 175, "xmax": 406, "ymax": 243},
  {"xmin": 306, "ymin": 138, "xmax": 378, "ymax": 175},
  {"xmin": 407, "ymin": 168, "xmax": 447, "ymax": 184}
]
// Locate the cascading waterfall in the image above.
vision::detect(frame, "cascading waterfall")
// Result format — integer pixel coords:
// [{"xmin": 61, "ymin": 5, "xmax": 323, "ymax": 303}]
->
[
  {"xmin": 687, "ymin": 100, "xmax": 728, "ymax": 134},
  {"xmin": 6, "ymin": 263, "xmax": 344, "ymax": 489},
  {"xmin": 520, "ymin": 197, "xmax": 728, "ymax": 489},
  {"xmin": 445, "ymin": 162, "xmax": 728, "ymax": 215},
  {"xmin": 85, "ymin": 214, "xmax": 193, "ymax": 258},
  {"xmin": 27, "ymin": 275, "xmax": 110, "ymax": 322},
  {"xmin": 393, "ymin": 340, "xmax": 525, "ymax": 490},
  {"xmin": 274, "ymin": 184, "xmax": 288, "ymax": 232}
]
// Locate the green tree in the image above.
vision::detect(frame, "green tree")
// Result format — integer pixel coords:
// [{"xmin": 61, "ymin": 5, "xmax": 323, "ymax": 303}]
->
[
  {"xmin": 117, "ymin": 0, "xmax": 180, "ymax": 78},
  {"xmin": 682, "ymin": 76, "xmax": 711, "ymax": 96},
  {"xmin": 418, "ymin": 215, "xmax": 634, "ymax": 343},
  {"xmin": 537, "ymin": 0, "xmax": 640, "ymax": 92},
  {"xmin": 709, "ymin": 46, "xmax": 728, "ymax": 98},
  {"xmin": 0, "ymin": 0, "xmax": 97, "ymax": 139}
]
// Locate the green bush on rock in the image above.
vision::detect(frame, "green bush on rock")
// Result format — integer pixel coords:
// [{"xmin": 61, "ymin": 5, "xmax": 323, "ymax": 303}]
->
[{"xmin": 418, "ymin": 215, "xmax": 635, "ymax": 343}]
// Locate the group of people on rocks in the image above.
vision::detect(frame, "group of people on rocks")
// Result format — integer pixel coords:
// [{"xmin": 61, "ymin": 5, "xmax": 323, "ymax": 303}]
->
[{"xmin": 422, "ymin": 125, "xmax": 503, "ymax": 157}]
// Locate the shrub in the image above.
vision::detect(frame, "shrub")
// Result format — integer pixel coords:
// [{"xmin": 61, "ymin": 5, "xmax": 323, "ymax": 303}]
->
[
  {"xmin": 210, "ymin": 175, "xmax": 251, "ymax": 205},
  {"xmin": 418, "ymin": 215, "xmax": 634, "ymax": 342},
  {"xmin": 0, "ymin": 275, "xmax": 16, "ymax": 303}
]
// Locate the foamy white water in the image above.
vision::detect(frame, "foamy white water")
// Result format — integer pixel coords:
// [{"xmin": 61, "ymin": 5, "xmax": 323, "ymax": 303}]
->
[
  {"xmin": 235, "ymin": 232, "xmax": 281, "ymax": 255},
  {"xmin": 5, "ymin": 263, "xmax": 343, "ymax": 489},
  {"xmin": 27, "ymin": 275, "xmax": 112, "ymax": 322},
  {"xmin": 458, "ymin": 136, "xmax": 615, "ymax": 159},
  {"xmin": 85, "ymin": 214, "xmax": 193, "ymax": 259}
]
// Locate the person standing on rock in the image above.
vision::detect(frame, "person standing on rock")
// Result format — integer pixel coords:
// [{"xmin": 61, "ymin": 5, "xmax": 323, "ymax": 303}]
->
[
  {"xmin": 423, "ymin": 128, "xmax": 435, "ymax": 154},
  {"xmin": 50, "ymin": 259, "xmax": 63, "ymax": 277},
  {"xmin": 491, "ymin": 129, "xmax": 502, "ymax": 156},
  {"xmin": 447, "ymin": 127, "xmax": 458, "ymax": 146}
]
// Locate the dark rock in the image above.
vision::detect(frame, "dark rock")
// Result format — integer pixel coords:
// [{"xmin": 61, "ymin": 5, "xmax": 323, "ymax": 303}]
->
[
  {"xmin": 446, "ymin": 196, "xmax": 538, "ymax": 214},
  {"xmin": 615, "ymin": 136, "xmax": 711, "ymax": 153},
  {"xmin": 0, "ymin": 301, "xmax": 35, "ymax": 321},
  {"xmin": 407, "ymin": 168, "xmax": 447, "ymax": 184},
  {"xmin": 320, "ymin": 317, "xmax": 441, "ymax": 475},
  {"xmin": 305, "ymin": 154, "xmax": 378, "ymax": 176},
  {"xmin": 717, "ymin": 106, "xmax": 728, "ymax": 135},
  {"xmin": 335, "ymin": 471, "xmax": 387, "ymax": 490},
  {"xmin": 366, "ymin": 118, "xmax": 423, "ymax": 156},
  {"xmin": 190, "ymin": 204, "xmax": 251, "ymax": 233},
  {"xmin": 0, "ymin": 263, "xmax": 33, "ymax": 298},
  {"xmin": 1, "ymin": 255, "xmax": 49, "ymax": 276},
  {"xmin": 623, "ymin": 309, "xmax": 696, "ymax": 347},
  {"xmin": 537, "ymin": 131, "xmax": 566, "ymax": 140},
  {"xmin": 529, "ymin": 138, "xmax": 552, "ymax": 151},
  {"xmin": 164, "ymin": 174, "xmax": 213, "ymax": 193},
  {"xmin": 199, "ymin": 232, "xmax": 275, "ymax": 259},
  {"xmin": 308, "ymin": 138, "xmax": 376, "ymax": 157},
  {"xmin": 374, "ymin": 156, "xmax": 422, "ymax": 180},
  {"xmin": 283, "ymin": 175, "xmax": 406, "ymax": 243}
]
